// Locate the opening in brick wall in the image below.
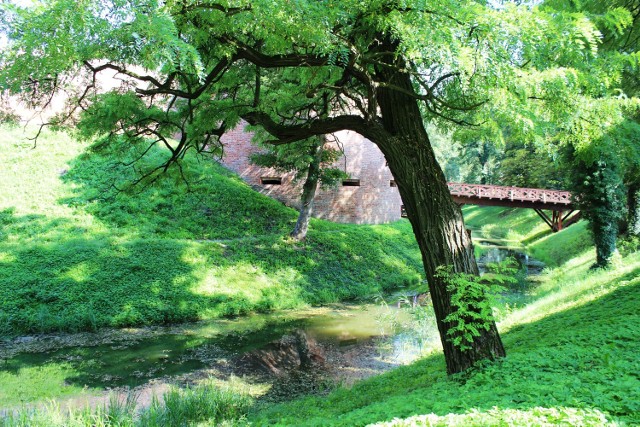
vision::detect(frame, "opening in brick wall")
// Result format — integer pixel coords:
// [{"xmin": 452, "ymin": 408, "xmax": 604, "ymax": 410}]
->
[
  {"xmin": 342, "ymin": 179, "xmax": 361, "ymax": 187},
  {"xmin": 261, "ymin": 176, "xmax": 282, "ymax": 185},
  {"xmin": 390, "ymin": 180, "xmax": 397, "ymax": 187}
]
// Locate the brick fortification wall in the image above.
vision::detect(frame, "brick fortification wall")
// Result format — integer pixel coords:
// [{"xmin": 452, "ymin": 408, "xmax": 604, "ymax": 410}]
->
[{"xmin": 220, "ymin": 122, "xmax": 403, "ymax": 224}]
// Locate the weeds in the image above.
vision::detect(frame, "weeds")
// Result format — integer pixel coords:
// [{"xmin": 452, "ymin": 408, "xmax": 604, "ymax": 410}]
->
[{"xmin": 1, "ymin": 382, "xmax": 251, "ymax": 427}]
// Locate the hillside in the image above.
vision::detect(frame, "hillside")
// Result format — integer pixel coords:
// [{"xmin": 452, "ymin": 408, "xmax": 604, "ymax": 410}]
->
[
  {"xmin": 0, "ymin": 125, "xmax": 423, "ymax": 337},
  {"xmin": 2, "ymin": 126, "xmax": 638, "ymax": 426},
  {"xmin": 249, "ymin": 208, "xmax": 640, "ymax": 426}
]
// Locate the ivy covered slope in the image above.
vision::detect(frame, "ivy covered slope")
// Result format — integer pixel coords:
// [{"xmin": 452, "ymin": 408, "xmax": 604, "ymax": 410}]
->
[
  {"xmin": 252, "ymin": 207, "xmax": 640, "ymax": 426},
  {"xmin": 0, "ymin": 126, "xmax": 422, "ymax": 337}
]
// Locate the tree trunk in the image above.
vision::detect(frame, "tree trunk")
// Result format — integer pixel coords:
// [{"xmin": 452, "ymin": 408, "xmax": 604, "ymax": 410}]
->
[
  {"xmin": 290, "ymin": 145, "xmax": 321, "ymax": 241},
  {"xmin": 628, "ymin": 181, "xmax": 640, "ymax": 237},
  {"xmin": 371, "ymin": 48, "xmax": 505, "ymax": 374}
]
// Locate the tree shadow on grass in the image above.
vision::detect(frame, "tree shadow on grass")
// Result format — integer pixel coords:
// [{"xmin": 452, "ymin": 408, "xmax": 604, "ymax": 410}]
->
[
  {"xmin": 58, "ymin": 147, "xmax": 297, "ymax": 240},
  {"xmin": 0, "ymin": 209, "xmax": 210, "ymax": 336},
  {"xmin": 54, "ymin": 147, "xmax": 424, "ymax": 306},
  {"xmin": 256, "ymin": 277, "xmax": 640, "ymax": 426}
]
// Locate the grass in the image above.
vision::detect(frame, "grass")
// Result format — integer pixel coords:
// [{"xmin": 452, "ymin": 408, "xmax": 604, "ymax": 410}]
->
[
  {"xmin": 245, "ymin": 215, "xmax": 639, "ymax": 426},
  {"xmin": 0, "ymin": 380, "xmax": 252, "ymax": 427},
  {"xmin": 2, "ymin": 124, "xmax": 638, "ymax": 425},
  {"xmin": 0, "ymin": 125, "xmax": 423, "ymax": 337},
  {"xmin": 6, "ymin": 247, "xmax": 638, "ymax": 425}
]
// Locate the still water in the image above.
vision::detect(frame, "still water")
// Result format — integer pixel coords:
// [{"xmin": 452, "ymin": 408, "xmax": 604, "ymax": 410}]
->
[
  {"xmin": 0, "ymin": 303, "xmax": 439, "ymax": 407},
  {"xmin": 0, "ymin": 246, "xmax": 541, "ymax": 408}
]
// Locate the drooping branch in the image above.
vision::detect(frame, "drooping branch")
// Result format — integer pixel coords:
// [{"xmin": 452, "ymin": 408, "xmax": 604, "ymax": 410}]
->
[{"xmin": 242, "ymin": 111, "xmax": 376, "ymax": 145}]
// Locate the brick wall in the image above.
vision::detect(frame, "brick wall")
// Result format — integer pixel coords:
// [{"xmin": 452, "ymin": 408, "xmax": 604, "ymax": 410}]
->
[{"xmin": 220, "ymin": 122, "xmax": 404, "ymax": 224}]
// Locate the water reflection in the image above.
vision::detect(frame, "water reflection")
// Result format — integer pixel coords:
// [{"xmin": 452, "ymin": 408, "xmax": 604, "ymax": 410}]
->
[
  {"xmin": 0, "ymin": 304, "xmax": 440, "ymax": 406},
  {"xmin": 477, "ymin": 246, "xmax": 545, "ymax": 275}
]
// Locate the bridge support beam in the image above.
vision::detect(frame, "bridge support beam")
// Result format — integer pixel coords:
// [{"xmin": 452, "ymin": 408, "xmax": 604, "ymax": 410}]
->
[{"xmin": 534, "ymin": 209, "xmax": 581, "ymax": 232}]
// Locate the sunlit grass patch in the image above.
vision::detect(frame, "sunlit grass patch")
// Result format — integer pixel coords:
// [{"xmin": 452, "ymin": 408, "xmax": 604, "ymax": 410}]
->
[
  {"xmin": 373, "ymin": 406, "xmax": 614, "ymax": 427},
  {"xmin": 0, "ymin": 125, "xmax": 423, "ymax": 336},
  {"xmin": 499, "ymin": 251, "xmax": 640, "ymax": 332}
]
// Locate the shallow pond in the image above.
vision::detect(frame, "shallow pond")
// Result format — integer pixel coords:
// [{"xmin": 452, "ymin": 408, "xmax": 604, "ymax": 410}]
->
[{"xmin": 0, "ymin": 303, "xmax": 439, "ymax": 409}]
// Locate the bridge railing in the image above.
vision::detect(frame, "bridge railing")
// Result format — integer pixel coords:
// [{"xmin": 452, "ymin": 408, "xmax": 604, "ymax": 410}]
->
[{"xmin": 447, "ymin": 183, "xmax": 573, "ymax": 206}]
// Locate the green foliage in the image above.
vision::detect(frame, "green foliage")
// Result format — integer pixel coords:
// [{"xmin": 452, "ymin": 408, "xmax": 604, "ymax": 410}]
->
[
  {"xmin": 437, "ymin": 260, "xmax": 517, "ymax": 351},
  {"xmin": 619, "ymin": 234, "xmax": 640, "ymax": 257},
  {"xmin": 500, "ymin": 141, "xmax": 564, "ymax": 189},
  {"xmin": 566, "ymin": 148, "xmax": 626, "ymax": 268},
  {"xmin": 0, "ymin": 0, "xmax": 609, "ymax": 179},
  {"xmin": 138, "ymin": 382, "xmax": 251, "ymax": 426},
  {"xmin": 0, "ymin": 126, "xmax": 423, "ymax": 337},
  {"xmin": 1, "ymin": 382, "xmax": 251, "ymax": 427}
]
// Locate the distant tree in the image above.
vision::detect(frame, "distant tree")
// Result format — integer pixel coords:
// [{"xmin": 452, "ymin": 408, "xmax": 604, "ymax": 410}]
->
[
  {"xmin": 431, "ymin": 130, "xmax": 503, "ymax": 185},
  {"xmin": 500, "ymin": 140, "xmax": 564, "ymax": 189},
  {"xmin": 565, "ymin": 146, "xmax": 626, "ymax": 267},
  {"xmin": 250, "ymin": 135, "xmax": 347, "ymax": 240},
  {"xmin": 0, "ymin": 0, "xmax": 601, "ymax": 373}
]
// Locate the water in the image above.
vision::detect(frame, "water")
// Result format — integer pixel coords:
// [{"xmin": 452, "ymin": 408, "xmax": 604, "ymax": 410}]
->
[
  {"xmin": 0, "ymin": 304, "xmax": 439, "ymax": 407},
  {"xmin": 0, "ymin": 247, "xmax": 541, "ymax": 408},
  {"xmin": 477, "ymin": 246, "xmax": 545, "ymax": 275}
]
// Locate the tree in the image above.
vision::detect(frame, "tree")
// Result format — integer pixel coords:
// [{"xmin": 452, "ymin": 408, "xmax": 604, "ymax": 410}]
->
[
  {"xmin": 249, "ymin": 135, "xmax": 347, "ymax": 240},
  {"xmin": 541, "ymin": 0, "xmax": 640, "ymax": 245},
  {"xmin": 0, "ymin": 0, "xmax": 598, "ymax": 374},
  {"xmin": 565, "ymin": 145, "xmax": 626, "ymax": 267},
  {"xmin": 500, "ymin": 140, "xmax": 564, "ymax": 189}
]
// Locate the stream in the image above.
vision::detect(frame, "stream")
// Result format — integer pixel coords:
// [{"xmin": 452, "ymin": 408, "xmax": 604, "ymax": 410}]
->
[
  {"xmin": 0, "ymin": 303, "xmax": 440, "ymax": 410},
  {"xmin": 0, "ymin": 243, "xmax": 542, "ymax": 412}
]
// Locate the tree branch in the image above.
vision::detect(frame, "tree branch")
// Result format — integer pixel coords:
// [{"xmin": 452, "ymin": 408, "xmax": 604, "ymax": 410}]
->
[{"xmin": 241, "ymin": 111, "xmax": 373, "ymax": 144}]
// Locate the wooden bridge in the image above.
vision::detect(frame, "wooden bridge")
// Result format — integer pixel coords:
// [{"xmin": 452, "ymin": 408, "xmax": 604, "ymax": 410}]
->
[
  {"xmin": 402, "ymin": 183, "xmax": 581, "ymax": 232},
  {"xmin": 448, "ymin": 183, "xmax": 581, "ymax": 232}
]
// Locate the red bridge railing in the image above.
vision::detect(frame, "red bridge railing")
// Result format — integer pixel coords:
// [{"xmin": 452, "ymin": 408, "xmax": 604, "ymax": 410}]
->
[
  {"xmin": 447, "ymin": 183, "xmax": 573, "ymax": 207},
  {"xmin": 401, "ymin": 183, "xmax": 581, "ymax": 232}
]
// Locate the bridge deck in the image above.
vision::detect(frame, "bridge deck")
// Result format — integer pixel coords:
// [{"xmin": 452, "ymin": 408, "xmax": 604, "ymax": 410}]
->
[
  {"xmin": 401, "ymin": 183, "xmax": 580, "ymax": 232},
  {"xmin": 447, "ymin": 183, "xmax": 574, "ymax": 210}
]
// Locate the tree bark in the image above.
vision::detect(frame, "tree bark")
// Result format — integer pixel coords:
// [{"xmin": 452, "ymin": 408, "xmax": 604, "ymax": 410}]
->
[
  {"xmin": 242, "ymin": 39, "xmax": 506, "ymax": 375},
  {"xmin": 290, "ymin": 145, "xmax": 321, "ymax": 241},
  {"xmin": 370, "ymin": 47, "xmax": 506, "ymax": 374}
]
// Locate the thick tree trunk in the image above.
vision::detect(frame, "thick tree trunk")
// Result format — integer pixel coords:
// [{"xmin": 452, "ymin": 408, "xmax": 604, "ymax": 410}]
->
[
  {"xmin": 371, "ymin": 52, "xmax": 505, "ymax": 374},
  {"xmin": 290, "ymin": 146, "xmax": 321, "ymax": 241}
]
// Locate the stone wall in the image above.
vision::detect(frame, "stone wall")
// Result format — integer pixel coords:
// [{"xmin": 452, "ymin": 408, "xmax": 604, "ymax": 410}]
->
[{"xmin": 220, "ymin": 122, "xmax": 403, "ymax": 224}]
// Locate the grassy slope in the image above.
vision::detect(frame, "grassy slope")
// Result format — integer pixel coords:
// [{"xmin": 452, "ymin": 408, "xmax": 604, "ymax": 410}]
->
[
  {"xmin": 249, "ymin": 207, "xmax": 640, "ymax": 426},
  {"xmin": 462, "ymin": 205, "xmax": 593, "ymax": 267},
  {"xmin": 0, "ymin": 126, "xmax": 423, "ymax": 337}
]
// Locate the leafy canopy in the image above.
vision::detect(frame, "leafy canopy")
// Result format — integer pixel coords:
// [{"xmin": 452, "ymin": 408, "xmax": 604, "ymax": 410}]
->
[{"xmin": 0, "ymin": 0, "xmax": 605, "ymax": 175}]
